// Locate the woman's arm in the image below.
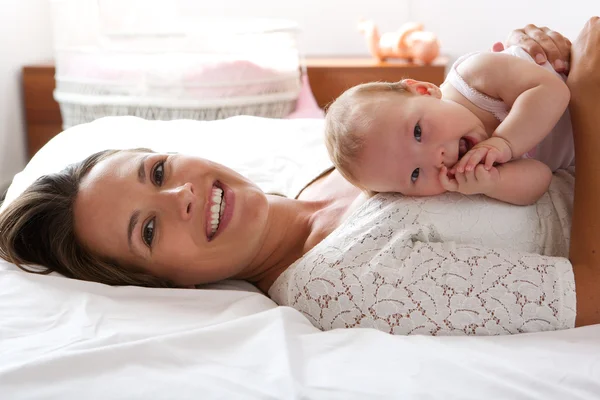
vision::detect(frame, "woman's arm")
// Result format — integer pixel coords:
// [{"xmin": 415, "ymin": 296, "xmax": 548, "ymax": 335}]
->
[
  {"xmin": 498, "ymin": 19, "xmax": 600, "ymax": 327},
  {"xmin": 564, "ymin": 17, "xmax": 600, "ymax": 326}
]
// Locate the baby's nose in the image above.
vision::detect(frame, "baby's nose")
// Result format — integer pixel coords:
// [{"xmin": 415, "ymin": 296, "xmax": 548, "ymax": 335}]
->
[{"xmin": 436, "ymin": 147, "xmax": 446, "ymax": 167}]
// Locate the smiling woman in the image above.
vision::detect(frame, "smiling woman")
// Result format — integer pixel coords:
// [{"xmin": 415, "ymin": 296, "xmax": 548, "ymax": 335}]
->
[
  {"xmin": 70, "ymin": 149, "xmax": 275, "ymax": 288},
  {"xmin": 4, "ymin": 20, "xmax": 600, "ymax": 337}
]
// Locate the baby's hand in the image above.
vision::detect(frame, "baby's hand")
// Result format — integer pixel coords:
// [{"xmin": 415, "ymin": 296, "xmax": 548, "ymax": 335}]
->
[
  {"xmin": 440, "ymin": 165, "xmax": 500, "ymax": 195},
  {"xmin": 453, "ymin": 137, "xmax": 512, "ymax": 173}
]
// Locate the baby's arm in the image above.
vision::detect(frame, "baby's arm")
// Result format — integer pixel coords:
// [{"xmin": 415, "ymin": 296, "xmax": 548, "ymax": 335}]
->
[
  {"xmin": 441, "ymin": 159, "xmax": 551, "ymax": 206},
  {"xmin": 458, "ymin": 51, "xmax": 570, "ymax": 160},
  {"xmin": 487, "ymin": 159, "xmax": 552, "ymax": 206}
]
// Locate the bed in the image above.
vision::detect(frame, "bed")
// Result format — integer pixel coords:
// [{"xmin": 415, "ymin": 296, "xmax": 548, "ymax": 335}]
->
[{"xmin": 1, "ymin": 116, "xmax": 600, "ymax": 399}]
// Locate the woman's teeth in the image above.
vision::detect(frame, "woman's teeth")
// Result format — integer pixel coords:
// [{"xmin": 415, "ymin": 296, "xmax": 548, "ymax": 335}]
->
[{"xmin": 209, "ymin": 187, "xmax": 225, "ymax": 235}]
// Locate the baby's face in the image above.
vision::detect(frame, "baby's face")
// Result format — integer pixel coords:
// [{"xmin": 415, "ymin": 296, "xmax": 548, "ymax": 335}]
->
[{"xmin": 352, "ymin": 94, "xmax": 486, "ymax": 196}]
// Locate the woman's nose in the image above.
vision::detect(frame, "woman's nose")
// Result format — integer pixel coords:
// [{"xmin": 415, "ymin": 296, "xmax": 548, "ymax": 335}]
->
[{"xmin": 167, "ymin": 182, "xmax": 195, "ymax": 221}]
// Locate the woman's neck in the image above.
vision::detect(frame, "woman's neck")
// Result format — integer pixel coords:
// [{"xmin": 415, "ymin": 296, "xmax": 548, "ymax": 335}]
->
[
  {"xmin": 236, "ymin": 168, "xmax": 365, "ymax": 293},
  {"xmin": 234, "ymin": 195, "xmax": 326, "ymax": 293}
]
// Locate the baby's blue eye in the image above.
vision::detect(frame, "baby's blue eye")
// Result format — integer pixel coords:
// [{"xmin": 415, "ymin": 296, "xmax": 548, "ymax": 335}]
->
[
  {"xmin": 414, "ymin": 123, "xmax": 422, "ymax": 142},
  {"xmin": 411, "ymin": 168, "xmax": 420, "ymax": 183}
]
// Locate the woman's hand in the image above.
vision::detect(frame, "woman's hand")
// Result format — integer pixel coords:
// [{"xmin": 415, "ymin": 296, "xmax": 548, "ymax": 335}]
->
[
  {"xmin": 492, "ymin": 24, "xmax": 571, "ymax": 73},
  {"xmin": 567, "ymin": 17, "xmax": 600, "ymax": 94}
]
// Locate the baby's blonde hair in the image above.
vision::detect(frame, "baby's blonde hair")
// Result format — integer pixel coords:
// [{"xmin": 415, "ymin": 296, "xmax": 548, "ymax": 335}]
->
[{"xmin": 324, "ymin": 80, "xmax": 409, "ymax": 192}]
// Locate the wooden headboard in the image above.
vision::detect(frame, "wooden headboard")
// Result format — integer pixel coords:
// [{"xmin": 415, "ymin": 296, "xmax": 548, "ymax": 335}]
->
[
  {"xmin": 23, "ymin": 65, "xmax": 63, "ymax": 159},
  {"xmin": 22, "ymin": 58, "xmax": 447, "ymax": 159}
]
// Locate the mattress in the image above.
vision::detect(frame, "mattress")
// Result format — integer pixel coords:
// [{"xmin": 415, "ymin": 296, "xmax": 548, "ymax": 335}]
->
[{"xmin": 1, "ymin": 116, "xmax": 599, "ymax": 399}]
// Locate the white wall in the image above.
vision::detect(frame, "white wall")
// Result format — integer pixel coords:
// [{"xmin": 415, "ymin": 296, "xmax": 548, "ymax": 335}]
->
[
  {"xmin": 180, "ymin": 0, "xmax": 597, "ymax": 56},
  {"xmin": 0, "ymin": 0, "xmax": 597, "ymax": 186},
  {"xmin": 409, "ymin": 0, "xmax": 597, "ymax": 60},
  {"xmin": 0, "ymin": 0, "xmax": 53, "ymax": 188}
]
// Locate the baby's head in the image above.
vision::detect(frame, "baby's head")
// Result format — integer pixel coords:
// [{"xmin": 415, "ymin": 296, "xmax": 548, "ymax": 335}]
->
[{"xmin": 325, "ymin": 79, "xmax": 482, "ymax": 196}]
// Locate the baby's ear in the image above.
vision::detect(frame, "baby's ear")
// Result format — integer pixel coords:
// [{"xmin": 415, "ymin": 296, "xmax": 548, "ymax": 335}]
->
[{"xmin": 402, "ymin": 79, "xmax": 442, "ymax": 99}]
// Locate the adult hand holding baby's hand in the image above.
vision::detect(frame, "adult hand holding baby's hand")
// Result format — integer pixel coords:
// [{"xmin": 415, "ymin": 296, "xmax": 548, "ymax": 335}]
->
[
  {"xmin": 494, "ymin": 24, "xmax": 571, "ymax": 73},
  {"xmin": 452, "ymin": 136, "xmax": 512, "ymax": 174},
  {"xmin": 439, "ymin": 165, "xmax": 500, "ymax": 196}
]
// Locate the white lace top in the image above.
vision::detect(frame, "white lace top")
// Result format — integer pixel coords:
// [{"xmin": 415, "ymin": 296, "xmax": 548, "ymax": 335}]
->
[{"xmin": 269, "ymin": 169, "xmax": 576, "ymax": 335}]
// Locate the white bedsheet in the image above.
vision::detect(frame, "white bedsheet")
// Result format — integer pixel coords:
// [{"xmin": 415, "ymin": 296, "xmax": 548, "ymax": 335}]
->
[
  {"xmin": 1, "ymin": 117, "xmax": 600, "ymax": 399},
  {"xmin": 2, "ymin": 258, "xmax": 600, "ymax": 399}
]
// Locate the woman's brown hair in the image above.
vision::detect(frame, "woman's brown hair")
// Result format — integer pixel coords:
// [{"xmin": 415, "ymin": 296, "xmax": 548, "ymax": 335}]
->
[{"xmin": 0, "ymin": 149, "xmax": 176, "ymax": 288}]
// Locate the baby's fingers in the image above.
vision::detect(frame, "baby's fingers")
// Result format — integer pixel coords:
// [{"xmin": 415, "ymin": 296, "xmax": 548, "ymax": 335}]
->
[
  {"xmin": 483, "ymin": 151, "xmax": 499, "ymax": 170},
  {"xmin": 439, "ymin": 166, "xmax": 458, "ymax": 191},
  {"xmin": 455, "ymin": 150, "xmax": 478, "ymax": 173},
  {"xmin": 464, "ymin": 148, "xmax": 486, "ymax": 171},
  {"xmin": 474, "ymin": 164, "xmax": 491, "ymax": 179},
  {"xmin": 453, "ymin": 156, "xmax": 469, "ymax": 174},
  {"xmin": 455, "ymin": 170, "xmax": 470, "ymax": 186}
]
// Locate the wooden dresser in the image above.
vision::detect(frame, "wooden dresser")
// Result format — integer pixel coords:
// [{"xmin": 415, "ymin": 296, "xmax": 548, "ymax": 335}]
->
[
  {"xmin": 22, "ymin": 65, "xmax": 63, "ymax": 159},
  {"xmin": 22, "ymin": 57, "xmax": 447, "ymax": 159},
  {"xmin": 305, "ymin": 57, "xmax": 448, "ymax": 109}
]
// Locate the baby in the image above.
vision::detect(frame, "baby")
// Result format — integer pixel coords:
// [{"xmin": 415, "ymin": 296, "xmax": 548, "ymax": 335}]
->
[{"xmin": 324, "ymin": 46, "xmax": 574, "ymax": 205}]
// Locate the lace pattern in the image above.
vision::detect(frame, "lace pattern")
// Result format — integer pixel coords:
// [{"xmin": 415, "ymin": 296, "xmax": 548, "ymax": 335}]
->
[{"xmin": 269, "ymin": 192, "xmax": 576, "ymax": 336}]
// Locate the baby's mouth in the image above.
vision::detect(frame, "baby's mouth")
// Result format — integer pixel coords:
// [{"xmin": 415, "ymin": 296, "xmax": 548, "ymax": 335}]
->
[{"xmin": 458, "ymin": 137, "xmax": 471, "ymax": 158}]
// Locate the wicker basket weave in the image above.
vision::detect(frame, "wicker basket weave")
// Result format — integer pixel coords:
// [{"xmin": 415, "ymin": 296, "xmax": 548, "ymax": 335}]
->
[
  {"xmin": 54, "ymin": 91, "xmax": 299, "ymax": 129},
  {"xmin": 50, "ymin": 3, "xmax": 303, "ymax": 129}
]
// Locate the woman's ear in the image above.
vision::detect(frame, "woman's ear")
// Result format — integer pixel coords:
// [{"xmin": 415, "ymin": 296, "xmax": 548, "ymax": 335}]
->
[{"xmin": 402, "ymin": 79, "xmax": 442, "ymax": 99}]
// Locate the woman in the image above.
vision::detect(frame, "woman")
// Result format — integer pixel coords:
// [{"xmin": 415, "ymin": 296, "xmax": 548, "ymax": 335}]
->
[{"xmin": 0, "ymin": 21, "xmax": 596, "ymax": 336}]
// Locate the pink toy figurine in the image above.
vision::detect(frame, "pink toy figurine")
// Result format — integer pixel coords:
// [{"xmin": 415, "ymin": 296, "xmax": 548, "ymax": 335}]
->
[{"xmin": 358, "ymin": 19, "xmax": 440, "ymax": 64}]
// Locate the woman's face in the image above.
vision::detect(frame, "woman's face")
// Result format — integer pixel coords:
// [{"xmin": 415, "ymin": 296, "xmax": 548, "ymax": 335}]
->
[{"xmin": 73, "ymin": 150, "xmax": 270, "ymax": 286}]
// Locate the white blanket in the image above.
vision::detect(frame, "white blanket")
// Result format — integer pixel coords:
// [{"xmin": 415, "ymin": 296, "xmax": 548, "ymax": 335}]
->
[
  {"xmin": 2, "ymin": 258, "xmax": 600, "ymax": 399},
  {"xmin": 1, "ymin": 116, "xmax": 599, "ymax": 399}
]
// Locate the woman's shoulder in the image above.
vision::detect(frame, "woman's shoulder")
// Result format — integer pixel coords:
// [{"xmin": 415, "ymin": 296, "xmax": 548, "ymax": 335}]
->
[{"xmin": 327, "ymin": 186, "xmax": 571, "ymax": 258}]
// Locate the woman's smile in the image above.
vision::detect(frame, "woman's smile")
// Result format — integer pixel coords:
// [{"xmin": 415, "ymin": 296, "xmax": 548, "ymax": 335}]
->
[{"xmin": 205, "ymin": 181, "xmax": 235, "ymax": 241}]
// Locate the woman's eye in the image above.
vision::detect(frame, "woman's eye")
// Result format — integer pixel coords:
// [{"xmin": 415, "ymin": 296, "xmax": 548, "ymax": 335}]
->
[
  {"xmin": 152, "ymin": 161, "xmax": 165, "ymax": 186},
  {"xmin": 411, "ymin": 168, "xmax": 420, "ymax": 183},
  {"xmin": 414, "ymin": 123, "xmax": 422, "ymax": 142},
  {"xmin": 143, "ymin": 218, "xmax": 155, "ymax": 247}
]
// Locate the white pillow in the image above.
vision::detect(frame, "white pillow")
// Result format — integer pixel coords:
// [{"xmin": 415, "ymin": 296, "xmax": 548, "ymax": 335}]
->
[
  {"xmin": 1, "ymin": 116, "xmax": 332, "ymax": 212},
  {"xmin": 0, "ymin": 116, "xmax": 332, "ymax": 292}
]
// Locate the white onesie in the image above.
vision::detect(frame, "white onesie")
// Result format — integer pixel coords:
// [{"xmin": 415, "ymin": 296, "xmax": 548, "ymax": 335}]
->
[{"xmin": 444, "ymin": 46, "xmax": 575, "ymax": 171}]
